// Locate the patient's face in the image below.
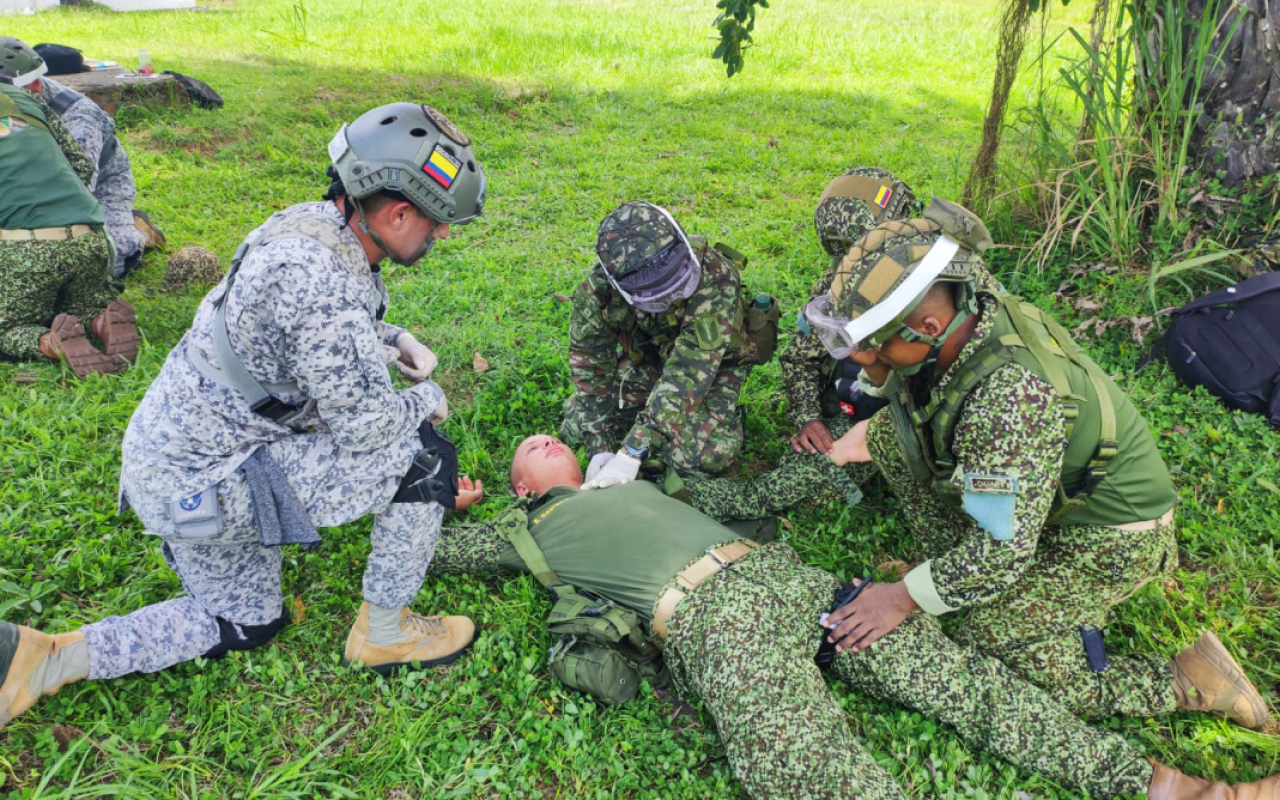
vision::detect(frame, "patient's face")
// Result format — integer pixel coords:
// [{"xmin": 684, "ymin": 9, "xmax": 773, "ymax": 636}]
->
[{"xmin": 510, "ymin": 435, "xmax": 584, "ymax": 496}]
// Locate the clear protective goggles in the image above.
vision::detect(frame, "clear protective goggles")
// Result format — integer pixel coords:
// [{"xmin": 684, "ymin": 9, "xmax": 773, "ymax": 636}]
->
[{"xmin": 803, "ymin": 293, "xmax": 895, "ymax": 359}]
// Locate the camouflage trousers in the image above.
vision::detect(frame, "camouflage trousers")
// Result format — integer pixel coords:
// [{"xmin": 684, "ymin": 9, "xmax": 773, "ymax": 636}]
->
[
  {"xmin": 84, "ymin": 430, "xmax": 443, "ymax": 680},
  {"xmin": 562, "ymin": 360, "xmax": 752, "ymax": 477},
  {"xmin": 0, "ymin": 230, "xmax": 117, "ymax": 360},
  {"xmin": 97, "ymin": 162, "xmax": 146, "ymax": 276},
  {"xmin": 865, "ymin": 413, "xmax": 1179, "ymax": 719},
  {"xmin": 663, "ymin": 543, "xmax": 1153, "ymax": 800},
  {"xmin": 686, "ymin": 413, "xmax": 877, "ymax": 521}
]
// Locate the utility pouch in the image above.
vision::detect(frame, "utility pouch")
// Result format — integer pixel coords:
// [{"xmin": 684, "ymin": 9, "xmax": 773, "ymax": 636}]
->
[
  {"xmin": 744, "ymin": 294, "xmax": 781, "ymax": 365},
  {"xmin": 546, "ymin": 587, "xmax": 653, "ymax": 653},
  {"xmin": 167, "ymin": 487, "xmax": 224, "ymax": 540},
  {"xmin": 547, "ymin": 635, "xmax": 662, "ymax": 706}
]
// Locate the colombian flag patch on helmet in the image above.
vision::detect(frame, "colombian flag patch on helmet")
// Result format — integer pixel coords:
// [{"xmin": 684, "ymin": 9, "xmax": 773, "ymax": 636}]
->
[
  {"xmin": 874, "ymin": 185, "xmax": 893, "ymax": 208},
  {"xmin": 424, "ymin": 146, "xmax": 461, "ymax": 189}
]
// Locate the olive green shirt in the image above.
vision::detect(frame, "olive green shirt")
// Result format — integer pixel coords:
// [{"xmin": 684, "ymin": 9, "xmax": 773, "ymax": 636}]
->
[{"xmin": 434, "ymin": 482, "xmax": 744, "ymax": 619}]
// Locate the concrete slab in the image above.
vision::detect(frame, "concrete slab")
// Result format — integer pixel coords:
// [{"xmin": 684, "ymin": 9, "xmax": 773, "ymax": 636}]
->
[
  {"xmin": 54, "ymin": 69, "xmax": 189, "ymax": 115},
  {"xmin": 0, "ymin": 0, "xmax": 59, "ymax": 13},
  {"xmin": 96, "ymin": 0, "xmax": 195, "ymax": 9}
]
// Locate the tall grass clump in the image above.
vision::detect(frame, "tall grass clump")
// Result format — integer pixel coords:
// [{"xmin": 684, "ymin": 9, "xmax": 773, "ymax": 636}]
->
[{"xmin": 1006, "ymin": 0, "xmax": 1241, "ymax": 302}]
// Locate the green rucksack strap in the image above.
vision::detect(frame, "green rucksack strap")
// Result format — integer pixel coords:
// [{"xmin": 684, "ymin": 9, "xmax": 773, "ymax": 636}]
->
[{"xmin": 494, "ymin": 501, "xmax": 563, "ymax": 589}]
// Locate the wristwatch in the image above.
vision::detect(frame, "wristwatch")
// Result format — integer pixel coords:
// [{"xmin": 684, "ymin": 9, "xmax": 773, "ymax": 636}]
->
[{"xmin": 622, "ymin": 443, "xmax": 648, "ymax": 461}]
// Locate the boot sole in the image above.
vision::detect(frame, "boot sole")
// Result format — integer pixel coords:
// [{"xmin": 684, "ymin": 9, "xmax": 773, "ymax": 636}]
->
[
  {"xmin": 48, "ymin": 315, "xmax": 121, "ymax": 378},
  {"xmin": 1196, "ymin": 631, "xmax": 1270, "ymax": 729},
  {"xmin": 96, "ymin": 300, "xmax": 140, "ymax": 366},
  {"xmin": 341, "ymin": 628, "xmax": 479, "ymax": 676}
]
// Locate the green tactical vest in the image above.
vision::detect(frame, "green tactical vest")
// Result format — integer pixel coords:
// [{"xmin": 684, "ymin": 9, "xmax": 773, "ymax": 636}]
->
[
  {"xmin": 889, "ymin": 294, "xmax": 1176, "ymax": 527},
  {"xmin": 601, "ymin": 237, "xmax": 764, "ymax": 367},
  {"xmin": 0, "ymin": 85, "xmax": 103, "ymax": 231}
]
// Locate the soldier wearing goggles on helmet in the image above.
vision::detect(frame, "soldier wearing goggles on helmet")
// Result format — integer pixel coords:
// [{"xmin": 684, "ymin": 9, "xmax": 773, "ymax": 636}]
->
[
  {"xmin": 0, "ymin": 104, "xmax": 491, "ymax": 725},
  {"xmin": 798, "ymin": 197, "xmax": 1269, "ymax": 732},
  {"xmin": 561, "ymin": 201, "xmax": 779, "ymax": 489}
]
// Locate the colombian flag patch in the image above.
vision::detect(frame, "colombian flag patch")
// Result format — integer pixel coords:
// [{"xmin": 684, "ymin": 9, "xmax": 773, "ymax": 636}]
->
[
  {"xmin": 874, "ymin": 185, "xmax": 892, "ymax": 208},
  {"xmin": 424, "ymin": 146, "xmax": 461, "ymax": 189}
]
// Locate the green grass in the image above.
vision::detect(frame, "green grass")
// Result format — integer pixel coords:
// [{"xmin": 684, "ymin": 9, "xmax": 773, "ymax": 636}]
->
[{"xmin": 1, "ymin": 0, "xmax": 1277, "ymax": 796}]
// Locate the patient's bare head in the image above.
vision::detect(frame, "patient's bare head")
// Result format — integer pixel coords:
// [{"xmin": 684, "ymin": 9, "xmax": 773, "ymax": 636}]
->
[{"xmin": 509, "ymin": 435, "xmax": 584, "ymax": 497}]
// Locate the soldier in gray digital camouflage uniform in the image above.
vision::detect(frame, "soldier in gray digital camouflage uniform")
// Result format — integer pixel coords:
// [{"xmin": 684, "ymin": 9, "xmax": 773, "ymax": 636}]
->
[
  {"xmin": 804, "ymin": 197, "xmax": 1271, "ymax": 731},
  {"xmin": 562, "ymin": 201, "xmax": 779, "ymax": 487},
  {"xmin": 0, "ymin": 102, "xmax": 489, "ymax": 727},
  {"xmin": 425, "ymin": 434, "xmax": 1280, "ymax": 800},
  {"xmin": 3, "ymin": 38, "xmax": 165, "ymax": 279}
]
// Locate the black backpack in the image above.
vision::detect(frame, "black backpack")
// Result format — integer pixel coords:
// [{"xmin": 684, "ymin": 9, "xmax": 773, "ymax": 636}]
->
[
  {"xmin": 33, "ymin": 44, "xmax": 87, "ymax": 76},
  {"xmin": 1146, "ymin": 272, "xmax": 1280, "ymax": 427}
]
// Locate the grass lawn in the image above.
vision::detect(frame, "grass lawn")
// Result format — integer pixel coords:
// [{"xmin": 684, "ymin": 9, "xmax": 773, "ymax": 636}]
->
[{"xmin": 1, "ymin": 0, "xmax": 1277, "ymax": 796}]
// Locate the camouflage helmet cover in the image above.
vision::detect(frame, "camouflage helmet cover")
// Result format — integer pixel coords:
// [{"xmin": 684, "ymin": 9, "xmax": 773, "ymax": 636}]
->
[
  {"xmin": 829, "ymin": 198, "xmax": 994, "ymax": 332},
  {"xmin": 813, "ymin": 166, "xmax": 924, "ymax": 258},
  {"xmin": 596, "ymin": 201, "xmax": 700, "ymax": 313},
  {"xmin": 328, "ymin": 102, "xmax": 486, "ymax": 225},
  {"xmin": 0, "ymin": 37, "xmax": 47, "ymax": 87}
]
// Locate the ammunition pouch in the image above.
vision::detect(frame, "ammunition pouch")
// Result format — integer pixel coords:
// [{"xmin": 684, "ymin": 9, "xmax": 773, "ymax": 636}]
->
[{"xmin": 545, "ymin": 585, "xmax": 669, "ymax": 705}]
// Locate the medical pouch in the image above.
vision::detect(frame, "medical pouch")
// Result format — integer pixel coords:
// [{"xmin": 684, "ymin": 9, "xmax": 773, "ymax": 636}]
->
[
  {"xmin": 544, "ymin": 587, "xmax": 668, "ymax": 705},
  {"xmin": 547, "ymin": 636, "xmax": 653, "ymax": 706}
]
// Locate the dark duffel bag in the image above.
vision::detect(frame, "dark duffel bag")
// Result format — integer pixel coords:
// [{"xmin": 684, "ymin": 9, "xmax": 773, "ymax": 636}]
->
[{"xmin": 1144, "ymin": 272, "xmax": 1280, "ymax": 427}]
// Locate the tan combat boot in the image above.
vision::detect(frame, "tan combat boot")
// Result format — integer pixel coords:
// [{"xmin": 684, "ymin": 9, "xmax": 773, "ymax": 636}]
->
[
  {"xmin": 90, "ymin": 299, "xmax": 140, "ymax": 366},
  {"xmin": 343, "ymin": 601, "xmax": 476, "ymax": 675},
  {"xmin": 38, "ymin": 314, "xmax": 120, "ymax": 378},
  {"xmin": 132, "ymin": 210, "xmax": 166, "ymax": 250},
  {"xmin": 0, "ymin": 622, "xmax": 89, "ymax": 729},
  {"xmin": 1148, "ymin": 761, "xmax": 1279, "ymax": 800},
  {"xmin": 1171, "ymin": 631, "xmax": 1270, "ymax": 730}
]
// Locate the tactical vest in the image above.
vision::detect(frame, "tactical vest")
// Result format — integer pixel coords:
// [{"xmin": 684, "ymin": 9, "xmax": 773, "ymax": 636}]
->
[
  {"xmin": 602, "ymin": 237, "xmax": 774, "ymax": 367},
  {"xmin": 0, "ymin": 85, "xmax": 103, "ymax": 231},
  {"xmin": 890, "ymin": 294, "xmax": 1176, "ymax": 527},
  {"xmin": 186, "ymin": 204, "xmax": 381, "ymax": 423}
]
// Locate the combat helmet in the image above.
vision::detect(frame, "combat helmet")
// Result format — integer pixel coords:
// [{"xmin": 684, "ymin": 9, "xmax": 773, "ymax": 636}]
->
[
  {"xmin": 804, "ymin": 198, "xmax": 993, "ymax": 369},
  {"xmin": 814, "ymin": 166, "xmax": 923, "ymax": 259},
  {"xmin": 0, "ymin": 37, "xmax": 46, "ymax": 87},
  {"xmin": 596, "ymin": 201, "xmax": 701, "ymax": 314}
]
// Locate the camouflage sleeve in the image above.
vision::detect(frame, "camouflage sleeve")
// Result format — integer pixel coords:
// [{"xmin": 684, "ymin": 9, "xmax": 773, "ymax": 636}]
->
[
  {"xmin": 779, "ymin": 265, "xmax": 840, "ymax": 429},
  {"xmin": 623, "ymin": 255, "xmax": 737, "ymax": 454},
  {"xmin": 565, "ymin": 270, "xmax": 621, "ymax": 444},
  {"xmin": 36, "ymin": 94, "xmax": 94, "ymax": 187},
  {"xmin": 275, "ymin": 261, "xmax": 443, "ymax": 453},
  {"xmin": 426, "ymin": 524, "xmax": 512, "ymax": 574},
  {"xmin": 904, "ymin": 364, "xmax": 1066, "ymax": 612},
  {"xmin": 58, "ymin": 99, "xmax": 110, "ymax": 192}
]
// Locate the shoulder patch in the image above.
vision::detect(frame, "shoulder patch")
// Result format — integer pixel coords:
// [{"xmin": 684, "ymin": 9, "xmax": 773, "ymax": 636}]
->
[
  {"xmin": 962, "ymin": 473, "xmax": 1018, "ymax": 541},
  {"xmin": 694, "ymin": 316, "xmax": 723, "ymax": 350}
]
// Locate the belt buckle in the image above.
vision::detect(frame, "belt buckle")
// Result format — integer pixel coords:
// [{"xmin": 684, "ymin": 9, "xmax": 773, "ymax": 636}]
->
[{"xmin": 705, "ymin": 546, "xmax": 734, "ymax": 569}]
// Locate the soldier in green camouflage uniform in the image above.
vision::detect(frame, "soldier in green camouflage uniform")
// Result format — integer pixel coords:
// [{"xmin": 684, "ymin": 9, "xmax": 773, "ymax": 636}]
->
[
  {"xmin": 420, "ymin": 434, "xmax": 1279, "ymax": 800},
  {"xmin": 0, "ymin": 49, "xmax": 136, "ymax": 378},
  {"xmin": 804, "ymin": 199, "xmax": 1270, "ymax": 730},
  {"xmin": 562, "ymin": 201, "xmax": 776, "ymax": 481}
]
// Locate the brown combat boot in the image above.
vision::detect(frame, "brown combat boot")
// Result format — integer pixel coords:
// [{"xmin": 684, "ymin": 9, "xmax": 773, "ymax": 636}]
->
[
  {"xmin": 343, "ymin": 601, "xmax": 476, "ymax": 675},
  {"xmin": 0, "ymin": 622, "xmax": 88, "ymax": 729},
  {"xmin": 132, "ymin": 210, "xmax": 166, "ymax": 250},
  {"xmin": 1172, "ymin": 631, "xmax": 1270, "ymax": 729},
  {"xmin": 1148, "ymin": 761, "xmax": 1279, "ymax": 800},
  {"xmin": 39, "ymin": 314, "xmax": 120, "ymax": 378},
  {"xmin": 90, "ymin": 299, "xmax": 140, "ymax": 366}
]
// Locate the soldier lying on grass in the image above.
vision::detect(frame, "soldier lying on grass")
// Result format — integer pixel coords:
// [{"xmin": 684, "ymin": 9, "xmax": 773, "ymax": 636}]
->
[{"xmin": 415, "ymin": 433, "xmax": 1279, "ymax": 800}]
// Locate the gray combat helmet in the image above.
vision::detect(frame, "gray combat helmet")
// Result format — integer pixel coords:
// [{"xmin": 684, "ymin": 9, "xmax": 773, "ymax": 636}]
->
[
  {"xmin": 0, "ymin": 37, "xmax": 47, "ymax": 87},
  {"xmin": 329, "ymin": 103, "xmax": 486, "ymax": 224}
]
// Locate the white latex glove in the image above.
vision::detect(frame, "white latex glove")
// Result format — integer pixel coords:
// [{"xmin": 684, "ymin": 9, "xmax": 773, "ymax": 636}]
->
[
  {"xmin": 585, "ymin": 452, "xmax": 617, "ymax": 483},
  {"xmin": 395, "ymin": 333, "xmax": 438, "ymax": 382},
  {"xmin": 580, "ymin": 451, "xmax": 640, "ymax": 490},
  {"xmin": 429, "ymin": 395, "xmax": 448, "ymax": 425}
]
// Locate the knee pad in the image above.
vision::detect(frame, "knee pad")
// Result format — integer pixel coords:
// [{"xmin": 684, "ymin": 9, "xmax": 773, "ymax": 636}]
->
[
  {"xmin": 393, "ymin": 421, "xmax": 459, "ymax": 508},
  {"xmin": 202, "ymin": 604, "xmax": 290, "ymax": 659}
]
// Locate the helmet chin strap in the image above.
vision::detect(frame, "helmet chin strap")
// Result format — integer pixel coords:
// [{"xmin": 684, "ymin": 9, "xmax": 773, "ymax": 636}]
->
[
  {"xmin": 889, "ymin": 311, "xmax": 969, "ymax": 377},
  {"xmin": 352, "ymin": 196, "xmax": 436, "ymax": 267}
]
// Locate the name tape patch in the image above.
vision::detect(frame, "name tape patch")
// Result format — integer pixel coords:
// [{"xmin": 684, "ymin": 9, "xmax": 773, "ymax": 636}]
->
[{"xmin": 965, "ymin": 474, "xmax": 1017, "ymax": 494}]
